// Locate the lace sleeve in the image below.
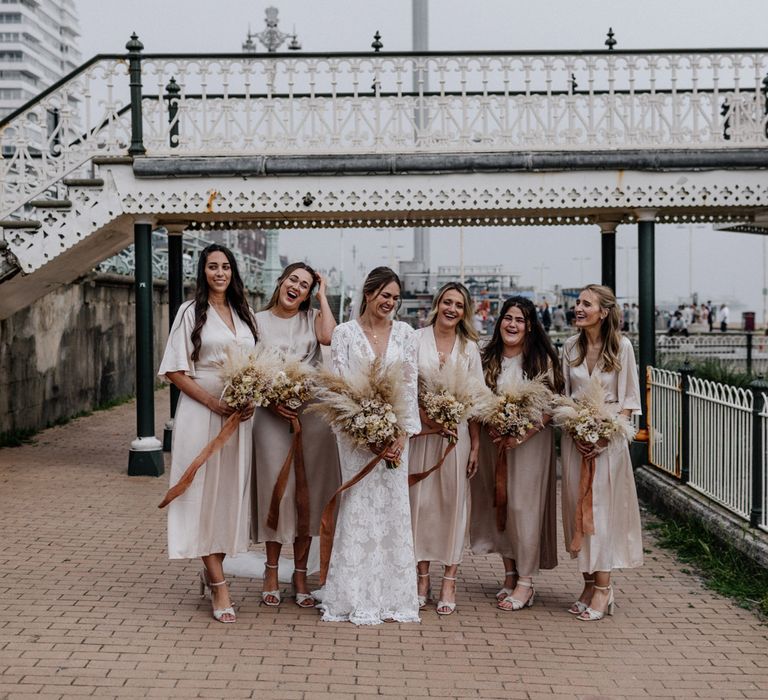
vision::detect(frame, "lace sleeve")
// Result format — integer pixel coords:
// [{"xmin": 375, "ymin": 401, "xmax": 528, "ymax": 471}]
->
[
  {"xmin": 330, "ymin": 323, "xmax": 351, "ymax": 376},
  {"xmin": 400, "ymin": 324, "xmax": 421, "ymax": 435}
]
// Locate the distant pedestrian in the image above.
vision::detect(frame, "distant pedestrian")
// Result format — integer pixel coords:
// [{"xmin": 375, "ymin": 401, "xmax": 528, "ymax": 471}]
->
[
  {"xmin": 630, "ymin": 304, "xmax": 639, "ymax": 333},
  {"xmin": 622, "ymin": 303, "xmax": 630, "ymax": 332},
  {"xmin": 552, "ymin": 305, "xmax": 566, "ymax": 332},
  {"xmin": 540, "ymin": 301, "xmax": 552, "ymax": 332},
  {"xmin": 706, "ymin": 300, "xmax": 714, "ymax": 332},
  {"xmin": 717, "ymin": 303, "xmax": 730, "ymax": 333}
]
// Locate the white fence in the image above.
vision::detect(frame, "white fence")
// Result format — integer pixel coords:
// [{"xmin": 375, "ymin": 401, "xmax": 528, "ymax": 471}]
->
[
  {"xmin": 646, "ymin": 365, "xmax": 767, "ymax": 529},
  {"xmin": 687, "ymin": 375, "xmax": 753, "ymax": 520},
  {"xmin": 647, "ymin": 367, "xmax": 681, "ymax": 477}
]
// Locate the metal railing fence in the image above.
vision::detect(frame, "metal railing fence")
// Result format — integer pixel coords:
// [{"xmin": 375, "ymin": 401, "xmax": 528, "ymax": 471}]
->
[{"xmin": 647, "ymin": 367, "xmax": 681, "ymax": 477}]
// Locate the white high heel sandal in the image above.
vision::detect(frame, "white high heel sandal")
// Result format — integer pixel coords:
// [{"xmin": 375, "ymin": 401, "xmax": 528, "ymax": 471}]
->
[
  {"xmin": 261, "ymin": 563, "xmax": 281, "ymax": 606},
  {"xmin": 568, "ymin": 578, "xmax": 595, "ymax": 615},
  {"xmin": 417, "ymin": 572, "xmax": 432, "ymax": 609},
  {"xmin": 436, "ymin": 575, "xmax": 457, "ymax": 616},
  {"xmin": 496, "ymin": 569, "xmax": 518, "ymax": 602},
  {"xmin": 577, "ymin": 584, "xmax": 614, "ymax": 621},
  {"xmin": 199, "ymin": 570, "xmax": 236, "ymax": 623},
  {"xmin": 498, "ymin": 579, "xmax": 535, "ymax": 611},
  {"xmin": 292, "ymin": 568, "xmax": 315, "ymax": 608}
]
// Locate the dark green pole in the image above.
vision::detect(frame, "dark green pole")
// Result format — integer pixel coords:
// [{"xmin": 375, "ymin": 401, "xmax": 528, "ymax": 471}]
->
[
  {"xmin": 128, "ymin": 220, "xmax": 163, "ymax": 476},
  {"xmin": 163, "ymin": 225, "xmax": 185, "ymax": 452},
  {"xmin": 749, "ymin": 377, "xmax": 768, "ymax": 527},
  {"xmin": 637, "ymin": 210, "xmax": 656, "ymax": 446},
  {"xmin": 126, "ymin": 32, "xmax": 146, "ymax": 157},
  {"xmin": 600, "ymin": 221, "xmax": 617, "ymax": 293}
]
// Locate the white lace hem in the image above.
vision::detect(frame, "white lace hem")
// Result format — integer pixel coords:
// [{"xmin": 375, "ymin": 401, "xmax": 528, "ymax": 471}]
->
[{"xmin": 316, "ymin": 604, "xmax": 420, "ymax": 626}]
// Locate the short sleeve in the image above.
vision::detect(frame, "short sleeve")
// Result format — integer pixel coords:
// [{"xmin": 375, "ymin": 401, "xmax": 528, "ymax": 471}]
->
[
  {"xmin": 330, "ymin": 323, "xmax": 350, "ymax": 376},
  {"xmin": 617, "ymin": 336, "xmax": 642, "ymax": 415},
  {"xmin": 158, "ymin": 301, "xmax": 196, "ymax": 379},
  {"xmin": 561, "ymin": 335, "xmax": 577, "ymax": 397},
  {"xmin": 465, "ymin": 340, "xmax": 485, "ymax": 383}
]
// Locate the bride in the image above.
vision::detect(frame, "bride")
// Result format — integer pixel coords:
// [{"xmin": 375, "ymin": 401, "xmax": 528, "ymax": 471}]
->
[{"xmin": 315, "ymin": 267, "xmax": 421, "ymax": 625}]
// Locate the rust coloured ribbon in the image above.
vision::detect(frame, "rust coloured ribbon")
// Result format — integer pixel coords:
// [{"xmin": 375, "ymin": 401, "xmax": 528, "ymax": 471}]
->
[
  {"xmin": 319, "ymin": 446, "xmax": 388, "ymax": 585},
  {"xmin": 569, "ymin": 455, "xmax": 596, "ymax": 554},
  {"xmin": 408, "ymin": 439, "xmax": 456, "ymax": 487},
  {"xmin": 494, "ymin": 442, "xmax": 508, "ymax": 531},
  {"xmin": 266, "ymin": 416, "xmax": 310, "ymax": 539},
  {"xmin": 158, "ymin": 410, "xmax": 242, "ymax": 509}
]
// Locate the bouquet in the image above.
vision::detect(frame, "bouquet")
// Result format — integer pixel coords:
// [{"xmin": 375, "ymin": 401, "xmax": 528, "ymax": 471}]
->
[
  {"xmin": 418, "ymin": 359, "xmax": 485, "ymax": 443},
  {"xmin": 475, "ymin": 372, "xmax": 553, "ymax": 531},
  {"xmin": 551, "ymin": 375, "xmax": 636, "ymax": 446},
  {"xmin": 551, "ymin": 375, "xmax": 636, "ymax": 553},
  {"xmin": 310, "ymin": 358, "xmax": 409, "ymax": 469},
  {"xmin": 220, "ymin": 343, "xmax": 278, "ymax": 410},
  {"xmin": 477, "ymin": 372, "xmax": 553, "ymax": 442}
]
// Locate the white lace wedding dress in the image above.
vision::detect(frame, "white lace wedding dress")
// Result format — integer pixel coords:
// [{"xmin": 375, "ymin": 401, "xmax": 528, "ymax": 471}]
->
[{"xmin": 314, "ymin": 320, "xmax": 421, "ymax": 625}]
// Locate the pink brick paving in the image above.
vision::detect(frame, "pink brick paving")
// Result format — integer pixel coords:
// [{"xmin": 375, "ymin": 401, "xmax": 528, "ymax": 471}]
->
[{"xmin": 1, "ymin": 388, "xmax": 767, "ymax": 699}]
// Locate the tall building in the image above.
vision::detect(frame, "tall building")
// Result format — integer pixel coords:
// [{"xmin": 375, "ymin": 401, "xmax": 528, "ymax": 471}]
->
[{"xmin": 0, "ymin": 0, "xmax": 81, "ymax": 118}]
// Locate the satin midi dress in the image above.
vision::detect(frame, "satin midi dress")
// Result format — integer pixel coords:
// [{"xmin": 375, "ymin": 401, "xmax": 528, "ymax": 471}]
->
[
  {"xmin": 408, "ymin": 328, "xmax": 484, "ymax": 566},
  {"xmin": 159, "ymin": 300, "xmax": 256, "ymax": 560},
  {"xmin": 469, "ymin": 355, "xmax": 558, "ymax": 577},
  {"xmin": 560, "ymin": 335, "xmax": 644, "ymax": 573},
  {"xmin": 251, "ymin": 308, "xmax": 341, "ymax": 544}
]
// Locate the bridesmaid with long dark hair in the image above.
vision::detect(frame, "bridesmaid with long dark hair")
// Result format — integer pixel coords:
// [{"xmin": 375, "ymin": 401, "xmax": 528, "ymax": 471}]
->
[
  {"xmin": 471, "ymin": 296, "xmax": 563, "ymax": 611},
  {"xmin": 159, "ymin": 244, "xmax": 258, "ymax": 623},
  {"xmin": 251, "ymin": 262, "xmax": 338, "ymax": 608}
]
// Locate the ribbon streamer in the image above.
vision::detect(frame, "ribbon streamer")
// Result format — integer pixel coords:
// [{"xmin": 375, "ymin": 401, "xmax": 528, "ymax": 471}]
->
[
  {"xmin": 408, "ymin": 439, "xmax": 456, "ymax": 487},
  {"xmin": 319, "ymin": 446, "xmax": 389, "ymax": 584},
  {"xmin": 266, "ymin": 416, "xmax": 310, "ymax": 538},
  {"xmin": 569, "ymin": 455, "xmax": 596, "ymax": 554},
  {"xmin": 158, "ymin": 410, "xmax": 242, "ymax": 509},
  {"xmin": 494, "ymin": 442, "xmax": 508, "ymax": 531}
]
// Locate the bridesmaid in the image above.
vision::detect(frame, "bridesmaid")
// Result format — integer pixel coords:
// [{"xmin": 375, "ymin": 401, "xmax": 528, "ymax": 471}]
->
[
  {"xmin": 560, "ymin": 284, "xmax": 643, "ymax": 621},
  {"xmin": 159, "ymin": 244, "xmax": 258, "ymax": 623},
  {"xmin": 470, "ymin": 296, "xmax": 562, "ymax": 611},
  {"xmin": 252, "ymin": 262, "xmax": 338, "ymax": 607},
  {"xmin": 409, "ymin": 283, "xmax": 483, "ymax": 616}
]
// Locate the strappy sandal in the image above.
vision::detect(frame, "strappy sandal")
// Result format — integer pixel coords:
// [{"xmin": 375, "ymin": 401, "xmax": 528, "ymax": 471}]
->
[
  {"xmin": 498, "ymin": 579, "xmax": 534, "ymax": 611},
  {"xmin": 496, "ymin": 569, "xmax": 518, "ymax": 603},
  {"xmin": 417, "ymin": 572, "xmax": 432, "ymax": 609},
  {"xmin": 199, "ymin": 570, "xmax": 236, "ymax": 623},
  {"xmin": 436, "ymin": 575, "xmax": 457, "ymax": 616},
  {"xmin": 577, "ymin": 585, "xmax": 614, "ymax": 621},
  {"xmin": 292, "ymin": 568, "xmax": 316, "ymax": 608},
  {"xmin": 568, "ymin": 578, "xmax": 595, "ymax": 615},
  {"xmin": 261, "ymin": 563, "xmax": 281, "ymax": 606}
]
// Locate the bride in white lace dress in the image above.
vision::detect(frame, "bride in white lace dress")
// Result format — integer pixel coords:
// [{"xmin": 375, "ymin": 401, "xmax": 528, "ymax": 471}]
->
[{"xmin": 315, "ymin": 267, "xmax": 421, "ymax": 625}]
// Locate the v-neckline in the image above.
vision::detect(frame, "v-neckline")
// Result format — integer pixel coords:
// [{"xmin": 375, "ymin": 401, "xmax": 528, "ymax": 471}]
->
[
  {"xmin": 356, "ymin": 319, "xmax": 392, "ymax": 360},
  {"xmin": 210, "ymin": 303, "xmax": 237, "ymax": 337},
  {"xmin": 430, "ymin": 326, "xmax": 456, "ymax": 368}
]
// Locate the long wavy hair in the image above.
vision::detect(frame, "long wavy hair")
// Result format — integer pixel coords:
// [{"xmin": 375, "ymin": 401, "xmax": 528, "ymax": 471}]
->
[
  {"xmin": 188, "ymin": 244, "xmax": 258, "ymax": 361},
  {"xmin": 359, "ymin": 266, "xmax": 403, "ymax": 317},
  {"xmin": 426, "ymin": 282, "xmax": 479, "ymax": 347},
  {"xmin": 264, "ymin": 262, "xmax": 319, "ymax": 313},
  {"xmin": 567, "ymin": 283, "xmax": 622, "ymax": 374},
  {"xmin": 481, "ymin": 296, "xmax": 564, "ymax": 393}
]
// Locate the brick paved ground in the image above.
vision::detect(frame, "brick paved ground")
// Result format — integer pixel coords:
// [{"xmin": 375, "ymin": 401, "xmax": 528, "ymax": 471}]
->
[{"xmin": 1, "ymin": 389, "xmax": 767, "ymax": 700}]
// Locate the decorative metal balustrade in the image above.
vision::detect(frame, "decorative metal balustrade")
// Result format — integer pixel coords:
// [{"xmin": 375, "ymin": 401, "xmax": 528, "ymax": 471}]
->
[
  {"xmin": 2, "ymin": 47, "xmax": 768, "ymax": 219},
  {"xmin": 646, "ymin": 365, "xmax": 768, "ymax": 530}
]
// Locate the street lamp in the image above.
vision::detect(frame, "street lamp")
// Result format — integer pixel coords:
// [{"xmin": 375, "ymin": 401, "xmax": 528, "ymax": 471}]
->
[
  {"xmin": 533, "ymin": 263, "xmax": 550, "ymax": 292},
  {"xmin": 242, "ymin": 6, "xmax": 301, "ymax": 53},
  {"xmin": 572, "ymin": 256, "xmax": 591, "ymax": 286},
  {"xmin": 617, "ymin": 245, "xmax": 637, "ymax": 300}
]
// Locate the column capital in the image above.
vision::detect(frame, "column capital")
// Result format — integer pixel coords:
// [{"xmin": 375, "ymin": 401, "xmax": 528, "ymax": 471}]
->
[
  {"xmin": 163, "ymin": 223, "xmax": 188, "ymax": 236},
  {"xmin": 598, "ymin": 220, "xmax": 619, "ymax": 235},
  {"xmin": 133, "ymin": 216, "xmax": 157, "ymax": 226},
  {"xmin": 634, "ymin": 209, "xmax": 658, "ymax": 223}
]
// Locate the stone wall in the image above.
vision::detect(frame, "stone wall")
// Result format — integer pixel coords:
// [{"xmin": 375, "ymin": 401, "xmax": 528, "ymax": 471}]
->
[{"xmin": 0, "ymin": 275, "xmax": 171, "ymax": 436}]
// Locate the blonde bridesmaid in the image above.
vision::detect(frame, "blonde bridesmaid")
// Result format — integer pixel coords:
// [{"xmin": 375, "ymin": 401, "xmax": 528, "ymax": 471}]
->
[
  {"xmin": 470, "ymin": 296, "xmax": 562, "ymax": 611},
  {"xmin": 159, "ymin": 244, "xmax": 258, "ymax": 623},
  {"xmin": 560, "ymin": 284, "xmax": 643, "ymax": 621},
  {"xmin": 252, "ymin": 262, "xmax": 338, "ymax": 607},
  {"xmin": 409, "ymin": 283, "xmax": 483, "ymax": 616}
]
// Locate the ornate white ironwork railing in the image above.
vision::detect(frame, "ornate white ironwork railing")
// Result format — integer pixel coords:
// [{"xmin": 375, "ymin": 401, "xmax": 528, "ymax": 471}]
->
[
  {"xmin": 656, "ymin": 333, "xmax": 768, "ymax": 375},
  {"xmin": 647, "ymin": 367, "xmax": 681, "ymax": 477},
  {"xmin": 3, "ymin": 48, "xmax": 768, "ymax": 220},
  {"xmin": 761, "ymin": 393, "xmax": 768, "ymax": 532},
  {"xmin": 687, "ymin": 375, "xmax": 753, "ymax": 519}
]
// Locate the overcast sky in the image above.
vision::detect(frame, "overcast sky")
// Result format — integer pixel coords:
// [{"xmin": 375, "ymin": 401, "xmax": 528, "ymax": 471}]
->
[{"xmin": 77, "ymin": 0, "xmax": 768, "ymax": 317}]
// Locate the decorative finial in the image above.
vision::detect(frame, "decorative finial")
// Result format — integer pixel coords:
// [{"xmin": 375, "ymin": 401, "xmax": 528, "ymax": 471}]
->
[
  {"xmin": 570, "ymin": 73, "xmax": 578, "ymax": 93},
  {"xmin": 372, "ymin": 30, "xmax": 383, "ymax": 53},
  {"xmin": 165, "ymin": 77, "xmax": 180, "ymax": 96},
  {"xmin": 605, "ymin": 27, "xmax": 616, "ymax": 51},
  {"xmin": 126, "ymin": 32, "xmax": 144, "ymax": 53}
]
